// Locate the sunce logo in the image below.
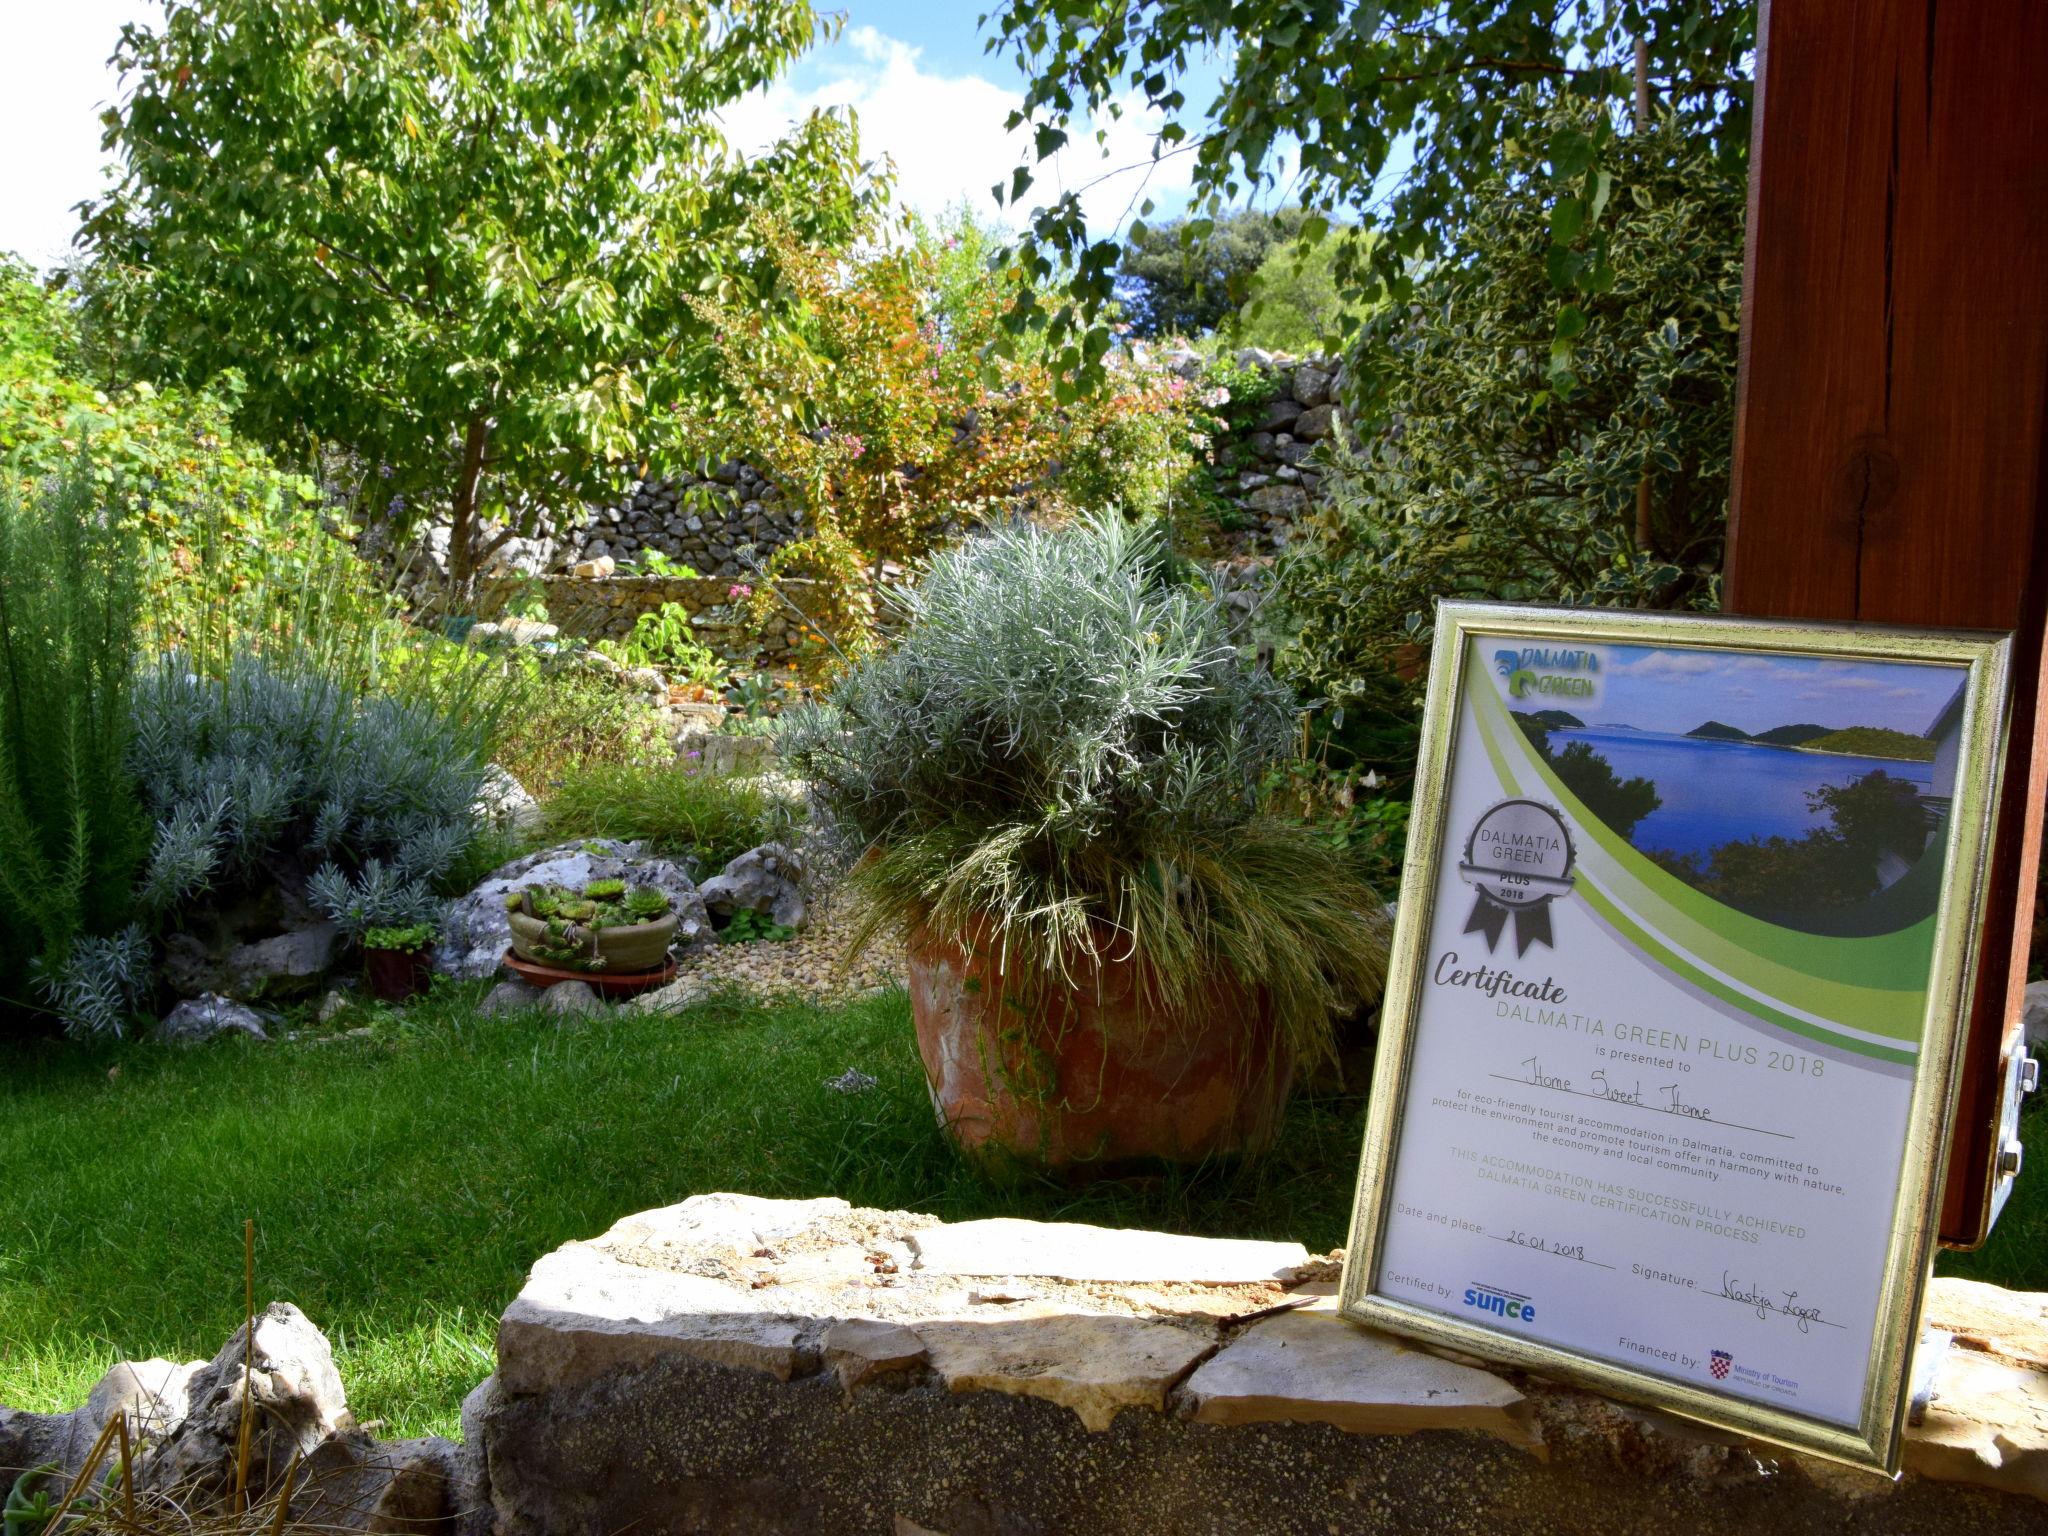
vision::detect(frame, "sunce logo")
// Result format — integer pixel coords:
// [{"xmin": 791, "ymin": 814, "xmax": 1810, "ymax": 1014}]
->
[{"xmin": 1462, "ymin": 1283, "xmax": 1537, "ymax": 1323}]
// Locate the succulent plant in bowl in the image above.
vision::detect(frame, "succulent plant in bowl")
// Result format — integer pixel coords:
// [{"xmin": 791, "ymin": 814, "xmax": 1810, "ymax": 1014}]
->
[{"xmin": 507, "ymin": 880, "xmax": 676, "ymax": 973}]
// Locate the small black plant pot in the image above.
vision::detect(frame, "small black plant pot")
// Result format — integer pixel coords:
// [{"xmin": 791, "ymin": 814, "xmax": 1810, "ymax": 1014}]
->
[{"xmin": 364, "ymin": 946, "xmax": 433, "ymax": 1003}]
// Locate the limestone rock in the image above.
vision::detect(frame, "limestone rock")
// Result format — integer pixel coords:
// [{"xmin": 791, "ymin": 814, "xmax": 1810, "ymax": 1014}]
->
[
  {"xmin": 1254, "ymin": 396, "xmax": 1303, "ymax": 432},
  {"xmin": 498, "ymin": 1241, "xmax": 806, "ymax": 1396},
  {"xmin": 140, "ymin": 1302, "xmax": 351, "ymax": 1501},
  {"xmin": 317, "ymin": 989, "xmax": 353, "ymax": 1024},
  {"xmin": 154, "ymin": 993, "xmax": 270, "ymax": 1045},
  {"xmin": 540, "ymin": 980, "xmax": 604, "ymax": 1020},
  {"xmin": 225, "ymin": 922, "xmax": 340, "ymax": 1000},
  {"xmin": 626, "ymin": 974, "xmax": 718, "ymax": 1015},
  {"xmin": 920, "ymin": 1313, "xmax": 1214, "ymax": 1432},
  {"xmin": 571, "ymin": 556, "xmax": 616, "ymax": 578},
  {"xmin": 435, "ymin": 839, "xmax": 711, "ymax": 978},
  {"xmin": 1182, "ymin": 1302, "xmax": 1539, "ymax": 1452},
  {"xmin": 0, "ymin": 1357, "xmax": 205, "ymax": 1481},
  {"xmin": 87, "ymin": 1357, "xmax": 205, "ymax": 1443},
  {"xmin": 824, "ymin": 1318, "xmax": 928, "ymax": 1393},
  {"xmin": 910, "ymin": 1218, "xmax": 1307, "ymax": 1284},
  {"xmin": 699, "ymin": 842, "xmax": 807, "ymax": 931},
  {"xmin": 1244, "ymin": 483, "xmax": 1310, "ymax": 517},
  {"xmin": 1903, "ymin": 1346, "xmax": 2048, "ymax": 1503},
  {"xmin": 474, "ymin": 764, "xmax": 545, "ymax": 836},
  {"xmin": 1292, "ymin": 402, "xmax": 1337, "ymax": 439},
  {"xmin": 2023, "ymin": 978, "xmax": 2048, "ymax": 1054},
  {"xmin": 476, "ymin": 1195, "xmax": 2048, "ymax": 1530},
  {"xmin": 478, "ymin": 979, "xmax": 546, "ymax": 1017},
  {"xmin": 296, "ymin": 1430, "xmax": 463, "ymax": 1535},
  {"xmin": 1292, "ymin": 363, "xmax": 1334, "ymax": 408},
  {"xmin": 1927, "ymin": 1276, "xmax": 2048, "ymax": 1369}
]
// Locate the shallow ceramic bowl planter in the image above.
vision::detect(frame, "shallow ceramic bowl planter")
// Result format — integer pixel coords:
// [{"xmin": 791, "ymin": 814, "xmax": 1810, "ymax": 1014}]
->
[
  {"xmin": 905, "ymin": 919, "xmax": 1294, "ymax": 1170},
  {"xmin": 507, "ymin": 908, "xmax": 678, "ymax": 973}
]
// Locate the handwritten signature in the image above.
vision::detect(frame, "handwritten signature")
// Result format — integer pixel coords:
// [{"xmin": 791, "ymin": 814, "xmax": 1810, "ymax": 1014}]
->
[{"xmin": 1720, "ymin": 1270, "xmax": 1826, "ymax": 1333}]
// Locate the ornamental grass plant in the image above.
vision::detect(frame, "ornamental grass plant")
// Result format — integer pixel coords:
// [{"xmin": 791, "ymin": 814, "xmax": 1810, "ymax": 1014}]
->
[{"xmin": 778, "ymin": 514, "xmax": 1390, "ymax": 1068}]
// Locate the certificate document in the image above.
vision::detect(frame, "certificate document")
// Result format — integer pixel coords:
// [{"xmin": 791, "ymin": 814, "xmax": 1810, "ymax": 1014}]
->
[{"xmin": 1342, "ymin": 605, "xmax": 2009, "ymax": 1471}]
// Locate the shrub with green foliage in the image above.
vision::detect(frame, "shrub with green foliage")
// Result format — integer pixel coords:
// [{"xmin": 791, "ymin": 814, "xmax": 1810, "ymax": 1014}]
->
[
  {"xmin": 1226, "ymin": 228, "xmax": 1382, "ymax": 354},
  {"xmin": 1275, "ymin": 108, "xmax": 1746, "ymax": 704},
  {"xmin": 2, "ymin": 257, "xmax": 383, "ymax": 658},
  {"xmin": 601, "ymin": 602, "xmax": 723, "ymax": 687},
  {"xmin": 542, "ymin": 763, "xmax": 790, "ymax": 868},
  {"xmin": 490, "ymin": 664, "xmax": 673, "ymax": 792},
  {"xmin": 0, "ymin": 470, "xmax": 148, "ymax": 1036},
  {"xmin": 778, "ymin": 515, "xmax": 1389, "ymax": 1066}
]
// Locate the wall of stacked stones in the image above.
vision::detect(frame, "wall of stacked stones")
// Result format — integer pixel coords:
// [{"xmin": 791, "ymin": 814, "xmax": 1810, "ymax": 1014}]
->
[
  {"xmin": 1207, "ymin": 350, "xmax": 1345, "ymax": 554},
  {"xmin": 513, "ymin": 351, "xmax": 1346, "ymax": 657},
  {"xmin": 475, "ymin": 574, "xmax": 813, "ymax": 667}
]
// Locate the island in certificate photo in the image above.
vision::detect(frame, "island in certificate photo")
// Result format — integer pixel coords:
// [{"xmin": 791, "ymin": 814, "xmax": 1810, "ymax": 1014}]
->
[{"xmin": 1505, "ymin": 646, "xmax": 1964, "ymax": 933}]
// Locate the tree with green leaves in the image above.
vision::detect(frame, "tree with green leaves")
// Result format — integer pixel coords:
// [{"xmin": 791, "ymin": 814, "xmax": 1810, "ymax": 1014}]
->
[
  {"xmin": 1226, "ymin": 226, "xmax": 1381, "ymax": 354},
  {"xmin": 1275, "ymin": 105, "xmax": 1745, "ymax": 703},
  {"xmin": 1116, "ymin": 206, "xmax": 1305, "ymax": 337},
  {"xmin": 81, "ymin": 0, "xmax": 881, "ymax": 592},
  {"xmin": 986, "ymin": 0, "xmax": 1752, "ymax": 390}
]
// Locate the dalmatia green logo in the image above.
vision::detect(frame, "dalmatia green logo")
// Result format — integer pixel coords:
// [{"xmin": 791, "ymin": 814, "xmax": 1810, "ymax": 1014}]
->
[
  {"xmin": 1458, "ymin": 798, "xmax": 1576, "ymax": 955},
  {"xmin": 1494, "ymin": 645, "xmax": 1600, "ymax": 700}
]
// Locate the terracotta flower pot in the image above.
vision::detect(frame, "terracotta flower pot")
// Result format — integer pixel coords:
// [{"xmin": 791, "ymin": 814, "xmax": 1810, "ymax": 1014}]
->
[
  {"xmin": 905, "ymin": 920, "xmax": 1295, "ymax": 1170},
  {"xmin": 363, "ymin": 945, "xmax": 433, "ymax": 1003}
]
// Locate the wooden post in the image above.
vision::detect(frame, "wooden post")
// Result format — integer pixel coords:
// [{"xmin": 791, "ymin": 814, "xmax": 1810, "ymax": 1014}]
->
[{"xmin": 1725, "ymin": 0, "xmax": 2048, "ymax": 1243}]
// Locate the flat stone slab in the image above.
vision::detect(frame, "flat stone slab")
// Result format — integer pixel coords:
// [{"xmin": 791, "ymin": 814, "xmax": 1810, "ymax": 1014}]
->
[
  {"xmin": 919, "ymin": 1313, "xmax": 1218, "ymax": 1431},
  {"xmin": 1183, "ymin": 1301, "xmax": 1540, "ymax": 1452},
  {"xmin": 498, "ymin": 1243, "xmax": 806, "ymax": 1394},
  {"xmin": 908, "ymin": 1218, "xmax": 1309, "ymax": 1284}
]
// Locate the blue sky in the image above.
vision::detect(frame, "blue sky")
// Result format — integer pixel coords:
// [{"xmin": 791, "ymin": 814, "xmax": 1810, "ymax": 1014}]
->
[
  {"xmin": 1589, "ymin": 647, "xmax": 1963, "ymax": 738},
  {"xmin": 1, "ymin": 1, "xmax": 1251, "ymax": 270}
]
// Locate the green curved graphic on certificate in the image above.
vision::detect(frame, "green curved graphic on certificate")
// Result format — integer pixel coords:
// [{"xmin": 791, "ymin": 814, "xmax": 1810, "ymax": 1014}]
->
[{"xmin": 1466, "ymin": 656, "xmax": 1930, "ymax": 1063}]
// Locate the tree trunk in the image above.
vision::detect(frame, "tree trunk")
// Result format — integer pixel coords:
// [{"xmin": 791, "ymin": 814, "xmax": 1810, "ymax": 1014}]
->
[
  {"xmin": 1633, "ymin": 36, "xmax": 1652, "ymax": 131},
  {"xmin": 448, "ymin": 415, "xmax": 492, "ymax": 604}
]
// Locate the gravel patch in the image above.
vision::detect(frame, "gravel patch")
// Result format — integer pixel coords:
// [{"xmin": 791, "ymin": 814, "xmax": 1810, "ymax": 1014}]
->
[{"xmin": 666, "ymin": 895, "xmax": 906, "ymax": 1006}]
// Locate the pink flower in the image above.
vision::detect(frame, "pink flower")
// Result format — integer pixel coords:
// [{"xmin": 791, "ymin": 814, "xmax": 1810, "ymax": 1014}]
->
[
  {"xmin": 728, "ymin": 582, "xmax": 753, "ymax": 600},
  {"xmin": 842, "ymin": 433, "xmax": 867, "ymax": 460}
]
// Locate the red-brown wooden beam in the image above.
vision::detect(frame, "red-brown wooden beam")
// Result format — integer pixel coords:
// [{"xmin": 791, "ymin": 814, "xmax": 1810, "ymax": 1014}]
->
[{"xmin": 1725, "ymin": 0, "xmax": 2048, "ymax": 1244}]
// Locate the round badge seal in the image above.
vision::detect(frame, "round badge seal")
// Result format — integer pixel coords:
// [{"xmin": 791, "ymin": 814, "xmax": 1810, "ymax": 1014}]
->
[{"xmin": 1457, "ymin": 798, "xmax": 1576, "ymax": 956}]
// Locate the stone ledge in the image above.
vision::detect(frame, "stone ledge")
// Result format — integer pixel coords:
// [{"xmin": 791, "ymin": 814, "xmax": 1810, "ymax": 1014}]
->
[{"xmin": 474, "ymin": 1194, "xmax": 2048, "ymax": 1535}]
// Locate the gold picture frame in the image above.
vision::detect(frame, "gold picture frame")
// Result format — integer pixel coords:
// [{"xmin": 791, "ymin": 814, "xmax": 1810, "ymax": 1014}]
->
[{"xmin": 1339, "ymin": 602, "xmax": 2013, "ymax": 1474}]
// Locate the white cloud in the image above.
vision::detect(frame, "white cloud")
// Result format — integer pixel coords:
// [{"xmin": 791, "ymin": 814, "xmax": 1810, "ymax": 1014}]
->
[
  {"xmin": 1607, "ymin": 649, "xmax": 1722, "ymax": 677},
  {"xmin": 0, "ymin": 1, "xmax": 161, "ymax": 270},
  {"xmin": 0, "ymin": 13, "xmax": 1192, "ymax": 271},
  {"xmin": 719, "ymin": 26, "xmax": 1199, "ymax": 235}
]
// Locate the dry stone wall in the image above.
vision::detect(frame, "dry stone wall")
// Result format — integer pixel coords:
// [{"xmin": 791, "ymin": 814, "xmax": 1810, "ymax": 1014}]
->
[
  {"xmin": 463, "ymin": 350, "xmax": 1347, "ymax": 653},
  {"xmin": 562, "ymin": 460, "xmax": 796, "ymax": 576},
  {"xmin": 474, "ymin": 574, "xmax": 813, "ymax": 665},
  {"xmin": 465, "ymin": 1193, "xmax": 2048, "ymax": 1536}
]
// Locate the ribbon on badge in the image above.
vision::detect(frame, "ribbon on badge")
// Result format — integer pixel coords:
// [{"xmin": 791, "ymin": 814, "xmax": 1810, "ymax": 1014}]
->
[{"xmin": 1458, "ymin": 799, "xmax": 1576, "ymax": 957}]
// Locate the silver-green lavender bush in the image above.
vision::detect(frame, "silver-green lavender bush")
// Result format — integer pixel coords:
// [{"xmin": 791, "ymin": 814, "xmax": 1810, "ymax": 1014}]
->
[
  {"xmin": 778, "ymin": 514, "xmax": 1387, "ymax": 1061},
  {"xmin": 129, "ymin": 647, "xmax": 491, "ymax": 923}
]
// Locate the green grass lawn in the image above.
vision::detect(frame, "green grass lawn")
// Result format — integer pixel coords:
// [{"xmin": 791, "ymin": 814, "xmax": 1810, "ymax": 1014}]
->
[
  {"xmin": 3, "ymin": 984, "xmax": 2041, "ymax": 1443},
  {"xmin": 0, "ymin": 984, "xmax": 1371, "ymax": 1439}
]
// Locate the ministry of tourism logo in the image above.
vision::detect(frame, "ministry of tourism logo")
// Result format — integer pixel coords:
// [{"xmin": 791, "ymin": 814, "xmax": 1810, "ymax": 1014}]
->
[
  {"xmin": 1710, "ymin": 1349, "xmax": 1733, "ymax": 1381},
  {"xmin": 1458, "ymin": 798, "xmax": 1576, "ymax": 956},
  {"xmin": 1494, "ymin": 645, "xmax": 1600, "ymax": 700},
  {"xmin": 1461, "ymin": 1282, "xmax": 1537, "ymax": 1323}
]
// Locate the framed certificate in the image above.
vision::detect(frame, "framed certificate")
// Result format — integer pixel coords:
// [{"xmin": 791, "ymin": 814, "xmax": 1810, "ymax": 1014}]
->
[{"xmin": 1339, "ymin": 602, "xmax": 2012, "ymax": 1473}]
